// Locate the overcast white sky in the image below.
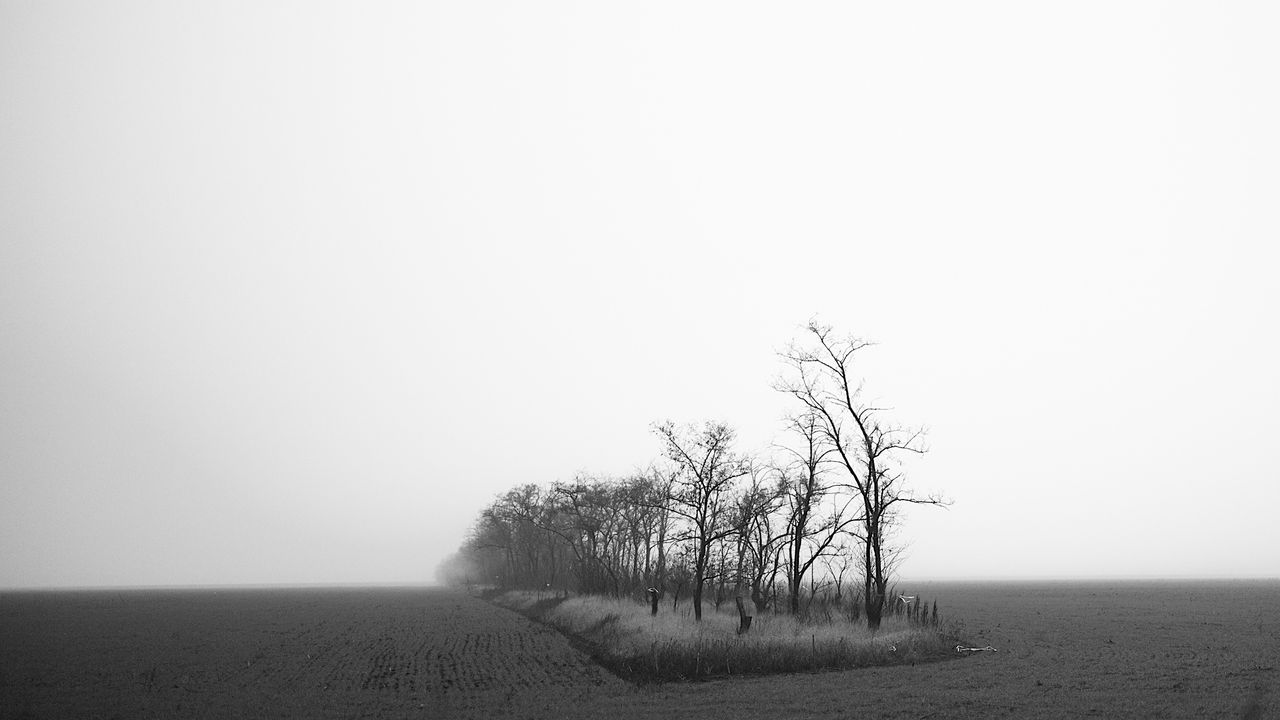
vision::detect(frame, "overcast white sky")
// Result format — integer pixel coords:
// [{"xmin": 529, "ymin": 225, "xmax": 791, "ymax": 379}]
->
[{"xmin": 2, "ymin": 1, "xmax": 1277, "ymax": 588}]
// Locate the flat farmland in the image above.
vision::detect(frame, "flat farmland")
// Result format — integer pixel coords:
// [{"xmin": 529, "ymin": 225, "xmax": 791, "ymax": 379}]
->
[
  {"xmin": 0, "ymin": 587, "xmax": 623, "ymax": 719},
  {"xmin": 2, "ymin": 581, "xmax": 1278, "ymax": 719}
]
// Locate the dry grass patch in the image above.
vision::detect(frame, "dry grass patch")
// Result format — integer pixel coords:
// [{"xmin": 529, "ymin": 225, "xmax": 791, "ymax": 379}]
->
[{"xmin": 492, "ymin": 591, "xmax": 960, "ymax": 682}]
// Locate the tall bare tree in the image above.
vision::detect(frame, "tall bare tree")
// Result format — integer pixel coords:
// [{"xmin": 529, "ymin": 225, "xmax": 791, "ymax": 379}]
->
[
  {"xmin": 638, "ymin": 464, "xmax": 677, "ymax": 594},
  {"xmin": 779, "ymin": 321, "xmax": 946, "ymax": 629},
  {"xmin": 731, "ymin": 465, "xmax": 786, "ymax": 612},
  {"xmin": 653, "ymin": 420, "xmax": 750, "ymax": 621},
  {"xmin": 777, "ymin": 410, "xmax": 863, "ymax": 615}
]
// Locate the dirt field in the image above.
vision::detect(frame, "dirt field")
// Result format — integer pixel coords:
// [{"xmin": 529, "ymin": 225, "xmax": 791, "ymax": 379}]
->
[
  {"xmin": 2, "ymin": 581, "xmax": 1277, "ymax": 719},
  {"xmin": 0, "ymin": 587, "xmax": 622, "ymax": 719}
]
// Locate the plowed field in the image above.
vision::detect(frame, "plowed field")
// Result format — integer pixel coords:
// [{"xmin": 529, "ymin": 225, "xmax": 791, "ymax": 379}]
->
[
  {"xmin": 0, "ymin": 587, "xmax": 622, "ymax": 719},
  {"xmin": 2, "ymin": 581, "xmax": 1278, "ymax": 719}
]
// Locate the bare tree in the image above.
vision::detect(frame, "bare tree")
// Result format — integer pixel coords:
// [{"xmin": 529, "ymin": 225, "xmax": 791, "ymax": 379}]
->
[
  {"xmin": 779, "ymin": 321, "xmax": 946, "ymax": 629},
  {"xmin": 731, "ymin": 465, "xmax": 787, "ymax": 612},
  {"xmin": 653, "ymin": 420, "xmax": 750, "ymax": 621},
  {"xmin": 776, "ymin": 410, "xmax": 863, "ymax": 615},
  {"xmin": 826, "ymin": 546, "xmax": 856, "ymax": 603},
  {"xmin": 639, "ymin": 464, "xmax": 678, "ymax": 596},
  {"xmin": 539, "ymin": 477, "xmax": 626, "ymax": 595}
]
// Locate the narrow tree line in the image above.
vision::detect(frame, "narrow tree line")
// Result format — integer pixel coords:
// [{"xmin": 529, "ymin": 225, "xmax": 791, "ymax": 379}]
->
[{"xmin": 438, "ymin": 322, "xmax": 947, "ymax": 629}]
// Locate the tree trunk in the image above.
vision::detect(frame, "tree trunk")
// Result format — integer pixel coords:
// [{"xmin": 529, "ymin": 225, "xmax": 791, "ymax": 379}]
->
[
  {"xmin": 735, "ymin": 596, "xmax": 752, "ymax": 634},
  {"xmin": 751, "ymin": 579, "xmax": 769, "ymax": 613},
  {"xmin": 864, "ymin": 534, "xmax": 881, "ymax": 630},
  {"xmin": 788, "ymin": 539, "xmax": 804, "ymax": 615},
  {"xmin": 693, "ymin": 575, "xmax": 705, "ymax": 621}
]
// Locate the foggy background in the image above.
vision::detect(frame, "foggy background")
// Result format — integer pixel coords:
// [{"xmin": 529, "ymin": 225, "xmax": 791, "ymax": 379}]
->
[{"xmin": 2, "ymin": 1, "xmax": 1277, "ymax": 589}]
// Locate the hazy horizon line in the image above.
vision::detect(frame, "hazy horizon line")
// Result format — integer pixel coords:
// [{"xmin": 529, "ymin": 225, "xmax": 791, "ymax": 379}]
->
[{"xmin": 4, "ymin": 575, "xmax": 1279, "ymax": 593}]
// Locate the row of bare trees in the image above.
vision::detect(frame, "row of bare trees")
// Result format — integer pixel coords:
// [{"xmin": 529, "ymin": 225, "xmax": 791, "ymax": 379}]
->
[{"xmin": 438, "ymin": 322, "xmax": 947, "ymax": 629}]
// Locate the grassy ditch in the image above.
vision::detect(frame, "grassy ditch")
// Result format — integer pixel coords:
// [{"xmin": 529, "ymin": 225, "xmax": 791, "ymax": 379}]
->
[{"xmin": 488, "ymin": 590, "xmax": 963, "ymax": 683}]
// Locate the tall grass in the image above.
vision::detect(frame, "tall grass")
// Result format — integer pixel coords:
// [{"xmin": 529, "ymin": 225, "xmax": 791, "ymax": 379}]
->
[{"xmin": 492, "ymin": 590, "xmax": 958, "ymax": 682}]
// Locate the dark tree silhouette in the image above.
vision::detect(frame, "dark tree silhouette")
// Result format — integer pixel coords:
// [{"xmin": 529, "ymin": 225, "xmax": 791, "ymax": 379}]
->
[
  {"xmin": 652, "ymin": 420, "xmax": 750, "ymax": 621},
  {"xmin": 779, "ymin": 321, "xmax": 947, "ymax": 629},
  {"xmin": 444, "ymin": 321, "xmax": 950, "ymax": 627},
  {"xmin": 777, "ymin": 410, "xmax": 863, "ymax": 616}
]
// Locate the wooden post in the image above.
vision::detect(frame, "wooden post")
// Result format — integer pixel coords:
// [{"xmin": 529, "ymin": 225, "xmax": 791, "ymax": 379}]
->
[
  {"xmin": 735, "ymin": 596, "xmax": 752, "ymax": 634},
  {"xmin": 648, "ymin": 587, "xmax": 660, "ymax": 616}
]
